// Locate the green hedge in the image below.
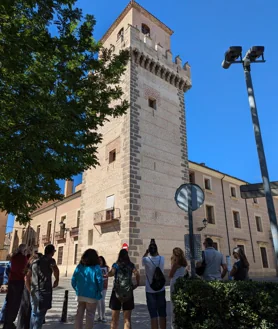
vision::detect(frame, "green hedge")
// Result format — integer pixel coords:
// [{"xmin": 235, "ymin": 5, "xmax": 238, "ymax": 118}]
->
[{"xmin": 172, "ymin": 278, "xmax": 278, "ymax": 329}]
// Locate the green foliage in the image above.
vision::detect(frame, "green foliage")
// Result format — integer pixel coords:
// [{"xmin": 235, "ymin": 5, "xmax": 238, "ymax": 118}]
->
[
  {"xmin": 0, "ymin": 0, "xmax": 129, "ymax": 223},
  {"xmin": 172, "ymin": 278, "xmax": 278, "ymax": 329}
]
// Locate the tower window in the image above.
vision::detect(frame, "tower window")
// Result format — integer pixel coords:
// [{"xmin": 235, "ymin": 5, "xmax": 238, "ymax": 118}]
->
[
  {"xmin": 148, "ymin": 98, "xmax": 156, "ymax": 110},
  {"xmin": 109, "ymin": 149, "xmax": 116, "ymax": 163},
  {"xmin": 117, "ymin": 27, "xmax": 124, "ymax": 40},
  {"xmin": 141, "ymin": 23, "xmax": 150, "ymax": 36}
]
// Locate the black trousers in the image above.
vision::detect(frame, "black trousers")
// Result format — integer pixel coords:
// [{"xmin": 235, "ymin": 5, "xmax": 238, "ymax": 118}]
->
[{"xmin": 4, "ymin": 280, "xmax": 24, "ymax": 329}]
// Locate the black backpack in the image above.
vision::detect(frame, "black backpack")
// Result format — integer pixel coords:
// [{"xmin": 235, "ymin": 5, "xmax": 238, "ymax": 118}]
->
[
  {"xmin": 114, "ymin": 263, "xmax": 133, "ymax": 303},
  {"xmin": 147, "ymin": 257, "xmax": 166, "ymax": 291}
]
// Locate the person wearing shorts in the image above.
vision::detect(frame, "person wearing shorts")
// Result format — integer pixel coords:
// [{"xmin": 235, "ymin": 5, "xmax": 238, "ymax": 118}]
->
[{"xmin": 108, "ymin": 249, "xmax": 140, "ymax": 329}]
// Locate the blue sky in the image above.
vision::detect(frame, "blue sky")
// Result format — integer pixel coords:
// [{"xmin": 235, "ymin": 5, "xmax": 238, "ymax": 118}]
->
[{"xmin": 6, "ymin": 0, "xmax": 278, "ymax": 231}]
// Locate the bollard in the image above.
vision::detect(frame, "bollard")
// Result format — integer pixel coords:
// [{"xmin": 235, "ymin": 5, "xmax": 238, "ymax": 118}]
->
[{"xmin": 61, "ymin": 290, "xmax": 68, "ymax": 323}]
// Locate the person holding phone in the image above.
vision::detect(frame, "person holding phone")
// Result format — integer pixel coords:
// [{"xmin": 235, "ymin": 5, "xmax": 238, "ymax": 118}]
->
[{"xmin": 96, "ymin": 256, "xmax": 109, "ymax": 323}]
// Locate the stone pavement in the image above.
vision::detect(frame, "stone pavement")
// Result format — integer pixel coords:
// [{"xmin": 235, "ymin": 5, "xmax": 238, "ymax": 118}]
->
[
  {"xmin": 45, "ymin": 281, "xmax": 172, "ymax": 329},
  {"xmin": 1, "ymin": 276, "xmax": 278, "ymax": 329}
]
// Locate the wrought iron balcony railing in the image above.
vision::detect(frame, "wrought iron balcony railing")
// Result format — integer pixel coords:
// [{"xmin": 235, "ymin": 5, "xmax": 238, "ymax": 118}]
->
[
  {"xmin": 70, "ymin": 227, "xmax": 79, "ymax": 238},
  {"xmin": 55, "ymin": 231, "xmax": 66, "ymax": 242},
  {"xmin": 94, "ymin": 208, "xmax": 121, "ymax": 225},
  {"xmin": 42, "ymin": 234, "xmax": 52, "ymax": 244}
]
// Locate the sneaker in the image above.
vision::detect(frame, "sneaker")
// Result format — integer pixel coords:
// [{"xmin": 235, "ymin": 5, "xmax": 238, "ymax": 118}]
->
[
  {"xmin": 96, "ymin": 318, "xmax": 101, "ymax": 322},
  {"xmin": 102, "ymin": 318, "xmax": 107, "ymax": 323}
]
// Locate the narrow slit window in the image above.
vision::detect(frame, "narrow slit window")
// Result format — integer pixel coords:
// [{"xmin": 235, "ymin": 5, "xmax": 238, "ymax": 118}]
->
[
  {"xmin": 109, "ymin": 149, "xmax": 116, "ymax": 163},
  {"xmin": 148, "ymin": 98, "xmax": 156, "ymax": 110}
]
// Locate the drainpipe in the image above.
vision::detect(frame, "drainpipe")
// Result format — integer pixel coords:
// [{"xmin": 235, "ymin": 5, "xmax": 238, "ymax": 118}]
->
[
  {"xmin": 52, "ymin": 204, "xmax": 58, "ymax": 244},
  {"xmin": 244, "ymin": 197, "xmax": 256, "ymax": 263},
  {"xmin": 221, "ymin": 175, "xmax": 231, "ymax": 255}
]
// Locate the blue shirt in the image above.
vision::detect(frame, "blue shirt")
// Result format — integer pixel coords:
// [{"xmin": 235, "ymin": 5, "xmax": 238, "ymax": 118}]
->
[{"xmin": 72, "ymin": 264, "xmax": 103, "ymax": 300}]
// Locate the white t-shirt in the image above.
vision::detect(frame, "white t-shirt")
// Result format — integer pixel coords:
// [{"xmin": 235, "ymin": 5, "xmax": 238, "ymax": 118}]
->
[{"xmin": 142, "ymin": 256, "xmax": 165, "ymax": 293}]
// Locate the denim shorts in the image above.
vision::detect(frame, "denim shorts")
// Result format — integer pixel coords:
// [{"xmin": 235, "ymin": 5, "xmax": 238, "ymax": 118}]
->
[{"xmin": 146, "ymin": 290, "xmax": 167, "ymax": 319}]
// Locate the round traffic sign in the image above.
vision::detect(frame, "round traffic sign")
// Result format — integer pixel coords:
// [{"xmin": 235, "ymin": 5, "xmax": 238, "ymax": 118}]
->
[{"xmin": 175, "ymin": 183, "xmax": 205, "ymax": 212}]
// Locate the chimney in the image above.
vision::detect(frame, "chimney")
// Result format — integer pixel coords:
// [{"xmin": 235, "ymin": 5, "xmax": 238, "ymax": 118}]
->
[
  {"xmin": 200, "ymin": 163, "xmax": 206, "ymax": 167},
  {"xmin": 64, "ymin": 179, "xmax": 73, "ymax": 197}
]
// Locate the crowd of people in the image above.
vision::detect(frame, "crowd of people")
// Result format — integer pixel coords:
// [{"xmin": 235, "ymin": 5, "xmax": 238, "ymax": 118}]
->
[{"xmin": 0, "ymin": 237, "xmax": 250, "ymax": 329}]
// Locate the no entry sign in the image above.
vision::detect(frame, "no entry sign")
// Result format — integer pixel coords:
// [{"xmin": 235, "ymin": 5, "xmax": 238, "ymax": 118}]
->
[{"xmin": 122, "ymin": 243, "xmax": 129, "ymax": 251}]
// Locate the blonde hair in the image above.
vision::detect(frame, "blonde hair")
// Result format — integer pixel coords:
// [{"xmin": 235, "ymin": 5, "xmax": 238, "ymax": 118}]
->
[{"xmin": 171, "ymin": 247, "xmax": 187, "ymax": 267}]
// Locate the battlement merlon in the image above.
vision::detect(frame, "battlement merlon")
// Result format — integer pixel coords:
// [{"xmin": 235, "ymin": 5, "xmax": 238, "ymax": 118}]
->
[{"xmin": 108, "ymin": 24, "xmax": 191, "ymax": 92}]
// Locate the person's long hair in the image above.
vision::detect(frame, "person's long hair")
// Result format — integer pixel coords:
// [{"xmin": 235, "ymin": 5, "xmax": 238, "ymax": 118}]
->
[
  {"xmin": 233, "ymin": 247, "xmax": 249, "ymax": 269},
  {"xmin": 171, "ymin": 247, "xmax": 187, "ymax": 267},
  {"xmin": 23, "ymin": 252, "xmax": 41, "ymax": 275},
  {"xmin": 99, "ymin": 256, "xmax": 108, "ymax": 268},
  {"xmin": 81, "ymin": 249, "xmax": 100, "ymax": 267},
  {"xmin": 117, "ymin": 249, "xmax": 130, "ymax": 265}
]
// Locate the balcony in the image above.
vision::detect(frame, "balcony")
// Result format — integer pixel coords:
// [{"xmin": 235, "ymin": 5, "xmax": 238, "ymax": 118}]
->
[
  {"xmin": 70, "ymin": 227, "xmax": 79, "ymax": 238},
  {"xmin": 94, "ymin": 208, "xmax": 121, "ymax": 225},
  {"xmin": 42, "ymin": 235, "xmax": 52, "ymax": 245},
  {"xmin": 55, "ymin": 231, "xmax": 66, "ymax": 242}
]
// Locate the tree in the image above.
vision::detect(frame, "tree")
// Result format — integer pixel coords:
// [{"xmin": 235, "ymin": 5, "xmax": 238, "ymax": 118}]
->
[{"xmin": 0, "ymin": 0, "xmax": 129, "ymax": 224}]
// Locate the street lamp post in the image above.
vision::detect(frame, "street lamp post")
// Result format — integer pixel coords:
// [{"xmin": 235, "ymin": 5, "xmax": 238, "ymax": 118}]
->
[{"xmin": 222, "ymin": 46, "xmax": 278, "ymax": 274}]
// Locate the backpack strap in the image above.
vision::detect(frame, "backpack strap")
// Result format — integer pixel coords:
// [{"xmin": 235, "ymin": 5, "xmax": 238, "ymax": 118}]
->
[{"xmin": 148, "ymin": 256, "xmax": 160, "ymax": 268}]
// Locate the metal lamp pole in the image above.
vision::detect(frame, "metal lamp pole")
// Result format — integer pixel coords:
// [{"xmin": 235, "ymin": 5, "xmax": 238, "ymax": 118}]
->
[
  {"xmin": 243, "ymin": 61, "xmax": 278, "ymax": 274},
  {"xmin": 222, "ymin": 46, "xmax": 278, "ymax": 274}
]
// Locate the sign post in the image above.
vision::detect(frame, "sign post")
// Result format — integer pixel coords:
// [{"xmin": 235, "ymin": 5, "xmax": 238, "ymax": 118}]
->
[{"xmin": 175, "ymin": 183, "xmax": 205, "ymax": 277}]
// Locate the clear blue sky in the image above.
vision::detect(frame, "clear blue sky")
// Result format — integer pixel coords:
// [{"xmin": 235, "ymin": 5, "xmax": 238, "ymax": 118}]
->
[{"xmin": 6, "ymin": 0, "xmax": 278, "ymax": 231}]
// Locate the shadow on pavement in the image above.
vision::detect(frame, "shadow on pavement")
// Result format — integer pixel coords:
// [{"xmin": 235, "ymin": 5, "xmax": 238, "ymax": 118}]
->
[{"xmin": 44, "ymin": 302, "xmax": 171, "ymax": 329}]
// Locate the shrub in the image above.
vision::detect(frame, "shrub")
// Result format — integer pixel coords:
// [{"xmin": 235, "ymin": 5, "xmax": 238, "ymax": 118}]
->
[{"xmin": 172, "ymin": 278, "xmax": 278, "ymax": 329}]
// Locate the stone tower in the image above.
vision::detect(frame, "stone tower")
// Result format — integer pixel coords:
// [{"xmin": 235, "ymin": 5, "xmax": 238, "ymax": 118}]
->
[{"xmin": 79, "ymin": 1, "xmax": 191, "ymax": 270}]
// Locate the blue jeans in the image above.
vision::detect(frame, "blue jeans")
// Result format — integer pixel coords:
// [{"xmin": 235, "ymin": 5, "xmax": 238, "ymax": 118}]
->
[
  {"xmin": 30, "ymin": 298, "xmax": 47, "ymax": 329},
  {"xmin": 0, "ymin": 298, "xmax": 7, "ymax": 323},
  {"xmin": 146, "ymin": 290, "xmax": 167, "ymax": 319}
]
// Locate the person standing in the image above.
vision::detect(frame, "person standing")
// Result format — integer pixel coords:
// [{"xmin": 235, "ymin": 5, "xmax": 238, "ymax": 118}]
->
[
  {"xmin": 96, "ymin": 256, "xmax": 109, "ymax": 323},
  {"xmin": 16, "ymin": 252, "xmax": 42, "ymax": 329},
  {"xmin": 142, "ymin": 240, "xmax": 167, "ymax": 329},
  {"xmin": 169, "ymin": 248, "xmax": 187, "ymax": 329},
  {"xmin": 197, "ymin": 238, "xmax": 228, "ymax": 281},
  {"xmin": 4, "ymin": 244, "xmax": 28, "ymax": 329},
  {"xmin": 230, "ymin": 247, "xmax": 249, "ymax": 281},
  {"xmin": 72, "ymin": 249, "xmax": 103, "ymax": 329},
  {"xmin": 108, "ymin": 249, "xmax": 140, "ymax": 329},
  {"xmin": 25, "ymin": 244, "xmax": 59, "ymax": 329},
  {"xmin": 0, "ymin": 255, "xmax": 11, "ymax": 329}
]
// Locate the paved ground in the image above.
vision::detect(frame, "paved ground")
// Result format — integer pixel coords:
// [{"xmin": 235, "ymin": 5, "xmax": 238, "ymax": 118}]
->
[
  {"xmin": 0, "ymin": 278, "xmax": 172, "ymax": 329},
  {"xmin": 1, "ymin": 276, "xmax": 278, "ymax": 328}
]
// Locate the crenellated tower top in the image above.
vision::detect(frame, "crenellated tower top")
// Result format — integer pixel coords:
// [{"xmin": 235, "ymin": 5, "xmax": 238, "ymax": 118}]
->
[{"xmin": 101, "ymin": 1, "xmax": 191, "ymax": 92}]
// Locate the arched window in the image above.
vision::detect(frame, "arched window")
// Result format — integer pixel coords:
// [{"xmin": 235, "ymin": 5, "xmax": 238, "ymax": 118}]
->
[
  {"xmin": 117, "ymin": 27, "xmax": 124, "ymax": 40},
  {"xmin": 141, "ymin": 23, "xmax": 150, "ymax": 36}
]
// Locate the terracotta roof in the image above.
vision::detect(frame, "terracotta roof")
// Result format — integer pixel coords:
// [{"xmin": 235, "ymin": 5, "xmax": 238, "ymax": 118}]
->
[{"xmin": 101, "ymin": 0, "xmax": 173, "ymax": 44}]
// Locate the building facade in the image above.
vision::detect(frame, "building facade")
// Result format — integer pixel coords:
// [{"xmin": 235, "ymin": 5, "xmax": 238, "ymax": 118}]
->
[
  {"xmin": 9, "ymin": 161, "xmax": 278, "ymax": 277},
  {"xmin": 0, "ymin": 211, "xmax": 8, "ymax": 260},
  {"xmin": 8, "ymin": 1, "xmax": 278, "ymax": 278}
]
